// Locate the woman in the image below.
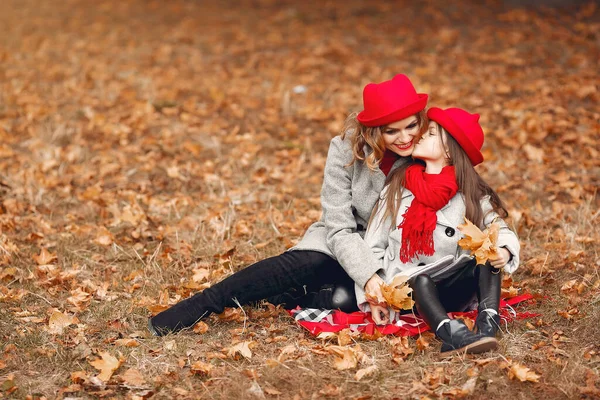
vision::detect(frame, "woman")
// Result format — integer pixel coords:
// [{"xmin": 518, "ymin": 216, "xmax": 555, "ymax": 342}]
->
[
  {"xmin": 149, "ymin": 74, "xmax": 429, "ymax": 336},
  {"xmin": 361, "ymin": 107, "xmax": 520, "ymax": 354}
]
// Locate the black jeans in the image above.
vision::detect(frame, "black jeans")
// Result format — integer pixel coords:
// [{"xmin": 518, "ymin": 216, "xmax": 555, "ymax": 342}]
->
[{"xmin": 150, "ymin": 250, "xmax": 357, "ymax": 334}]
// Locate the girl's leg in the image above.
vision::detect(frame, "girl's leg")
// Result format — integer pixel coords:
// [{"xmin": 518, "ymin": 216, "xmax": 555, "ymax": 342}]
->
[
  {"xmin": 475, "ymin": 263, "xmax": 502, "ymax": 337},
  {"xmin": 411, "ymin": 274, "xmax": 497, "ymax": 354},
  {"xmin": 149, "ymin": 250, "xmax": 351, "ymax": 335}
]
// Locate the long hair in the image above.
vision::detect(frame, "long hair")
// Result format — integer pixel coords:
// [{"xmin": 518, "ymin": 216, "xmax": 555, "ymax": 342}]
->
[
  {"xmin": 373, "ymin": 122, "xmax": 508, "ymax": 230},
  {"xmin": 341, "ymin": 110, "xmax": 428, "ymax": 171},
  {"xmin": 442, "ymin": 124, "xmax": 508, "ymax": 227}
]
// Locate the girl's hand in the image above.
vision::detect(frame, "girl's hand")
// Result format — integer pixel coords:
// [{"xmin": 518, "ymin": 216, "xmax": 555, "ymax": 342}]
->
[
  {"xmin": 365, "ymin": 273, "xmax": 385, "ymax": 304},
  {"xmin": 370, "ymin": 303, "xmax": 390, "ymax": 325},
  {"xmin": 489, "ymin": 247, "xmax": 511, "ymax": 269}
]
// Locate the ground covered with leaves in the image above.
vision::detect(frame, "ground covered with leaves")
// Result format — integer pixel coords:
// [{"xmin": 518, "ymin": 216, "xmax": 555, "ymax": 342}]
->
[{"xmin": 0, "ymin": 0, "xmax": 599, "ymax": 399}]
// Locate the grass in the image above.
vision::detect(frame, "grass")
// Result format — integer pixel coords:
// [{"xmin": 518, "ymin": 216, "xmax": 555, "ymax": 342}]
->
[{"xmin": 0, "ymin": 0, "xmax": 599, "ymax": 399}]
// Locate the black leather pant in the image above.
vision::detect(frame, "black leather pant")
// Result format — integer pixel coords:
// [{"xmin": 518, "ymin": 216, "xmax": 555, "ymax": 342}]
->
[
  {"xmin": 150, "ymin": 250, "xmax": 358, "ymax": 331},
  {"xmin": 410, "ymin": 262, "xmax": 501, "ymax": 330}
]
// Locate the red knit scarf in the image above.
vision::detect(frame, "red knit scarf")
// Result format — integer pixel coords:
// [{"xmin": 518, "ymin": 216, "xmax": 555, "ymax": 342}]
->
[{"xmin": 399, "ymin": 164, "xmax": 458, "ymax": 263}]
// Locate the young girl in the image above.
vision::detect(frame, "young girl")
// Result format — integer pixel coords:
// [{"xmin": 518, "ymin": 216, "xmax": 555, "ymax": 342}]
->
[
  {"xmin": 149, "ymin": 74, "xmax": 429, "ymax": 335},
  {"xmin": 360, "ymin": 107, "xmax": 520, "ymax": 354}
]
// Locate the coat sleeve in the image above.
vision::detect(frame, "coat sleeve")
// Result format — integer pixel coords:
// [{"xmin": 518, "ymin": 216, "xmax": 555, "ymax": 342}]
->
[
  {"xmin": 480, "ymin": 198, "xmax": 521, "ymax": 274},
  {"xmin": 363, "ymin": 188, "xmax": 392, "ymax": 274},
  {"xmin": 322, "ymin": 137, "xmax": 382, "ymax": 289}
]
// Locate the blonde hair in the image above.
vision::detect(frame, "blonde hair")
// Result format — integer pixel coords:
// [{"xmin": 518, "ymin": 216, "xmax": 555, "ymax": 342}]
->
[{"xmin": 341, "ymin": 110, "xmax": 428, "ymax": 171}]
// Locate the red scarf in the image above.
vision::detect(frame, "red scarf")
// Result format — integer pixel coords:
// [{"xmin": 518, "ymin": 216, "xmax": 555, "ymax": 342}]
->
[{"xmin": 399, "ymin": 164, "xmax": 458, "ymax": 263}]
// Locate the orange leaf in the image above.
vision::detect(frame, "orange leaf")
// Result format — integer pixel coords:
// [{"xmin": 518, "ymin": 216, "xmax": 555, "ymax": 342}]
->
[
  {"xmin": 457, "ymin": 219, "xmax": 499, "ymax": 265},
  {"xmin": 507, "ymin": 361, "xmax": 541, "ymax": 383},
  {"xmin": 33, "ymin": 248, "xmax": 57, "ymax": 265},
  {"xmin": 380, "ymin": 275, "xmax": 415, "ymax": 311},
  {"xmin": 89, "ymin": 351, "xmax": 122, "ymax": 382},
  {"xmin": 48, "ymin": 311, "xmax": 79, "ymax": 335}
]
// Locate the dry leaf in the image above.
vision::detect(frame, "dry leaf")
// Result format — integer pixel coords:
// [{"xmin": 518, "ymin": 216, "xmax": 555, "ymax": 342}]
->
[
  {"xmin": 120, "ymin": 368, "xmax": 146, "ymax": 386},
  {"xmin": 507, "ymin": 361, "xmax": 541, "ymax": 383},
  {"xmin": 113, "ymin": 338, "xmax": 140, "ymax": 347},
  {"xmin": 416, "ymin": 335, "xmax": 430, "ymax": 351},
  {"xmin": 265, "ymin": 387, "xmax": 282, "ymax": 395},
  {"xmin": 277, "ymin": 344, "xmax": 297, "ymax": 363},
  {"xmin": 380, "ymin": 275, "xmax": 415, "ymax": 311},
  {"xmin": 227, "ymin": 341, "xmax": 255, "ymax": 359},
  {"xmin": 457, "ymin": 219, "xmax": 500, "ymax": 265},
  {"xmin": 337, "ymin": 328, "xmax": 353, "ymax": 346},
  {"xmin": 190, "ymin": 360, "xmax": 213, "ymax": 376},
  {"xmin": 355, "ymin": 365, "xmax": 378, "ymax": 381},
  {"xmin": 33, "ymin": 248, "xmax": 57, "ymax": 265},
  {"xmin": 47, "ymin": 311, "xmax": 79, "ymax": 335},
  {"xmin": 333, "ymin": 348, "xmax": 358, "ymax": 370},
  {"xmin": 193, "ymin": 321, "xmax": 209, "ymax": 334},
  {"xmin": 89, "ymin": 351, "xmax": 122, "ymax": 382}
]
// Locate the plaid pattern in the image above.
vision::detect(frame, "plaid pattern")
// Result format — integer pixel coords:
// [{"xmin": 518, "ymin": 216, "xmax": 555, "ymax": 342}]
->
[{"xmin": 290, "ymin": 294, "xmax": 537, "ymax": 337}]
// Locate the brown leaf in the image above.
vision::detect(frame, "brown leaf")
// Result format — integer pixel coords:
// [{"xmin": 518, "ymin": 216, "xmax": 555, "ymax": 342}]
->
[
  {"xmin": 507, "ymin": 361, "xmax": 541, "ymax": 383},
  {"xmin": 119, "ymin": 368, "xmax": 146, "ymax": 386},
  {"xmin": 89, "ymin": 351, "xmax": 122, "ymax": 382},
  {"xmin": 332, "ymin": 348, "xmax": 358, "ymax": 371},
  {"xmin": 113, "ymin": 338, "xmax": 140, "ymax": 347},
  {"xmin": 190, "ymin": 360, "xmax": 213, "ymax": 376},
  {"xmin": 47, "ymin": 311, "xmax": 79, "ymax": 335},
  {"xmin": 355, "ymin": 365, "xmax": 378, "ymax": 381},
  {"xmin": 337, "ymin": 328, "xmax": 353, "ymax": 346},
  {"xmin": 193, "ymin": 321, "xmax": 209, "ymax": 334},
  {"xmin": 227, "ymin": 341, "xmax": 255, "ymax": 359},
  {"xmin": 32, "ymin": 248, "xmax": 57, "ymax": 265}
]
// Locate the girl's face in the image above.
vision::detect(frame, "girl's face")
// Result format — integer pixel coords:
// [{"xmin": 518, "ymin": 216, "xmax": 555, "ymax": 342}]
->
[
  {"xmin": 382, "ymin": 115, "xmax": 420, "ymax": 157},
  {"xmin": 413, "ymin": 121, "xmax": 450, "ymax": 171}
]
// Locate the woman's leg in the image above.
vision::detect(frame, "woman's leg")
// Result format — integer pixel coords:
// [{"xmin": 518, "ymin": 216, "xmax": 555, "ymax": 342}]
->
[
  {"xmin": 149, "ymin": 250, "xmax": 352, "ymax": 335},
  {"xmin": 410, "ymin": 274, "xmax": 497, "ymax": 354}
]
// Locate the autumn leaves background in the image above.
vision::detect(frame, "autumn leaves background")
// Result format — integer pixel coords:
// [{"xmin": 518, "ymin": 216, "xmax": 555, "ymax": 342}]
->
[{"xmin": 0, "ymin": 0, "xmax": 599, "ymax": 398}]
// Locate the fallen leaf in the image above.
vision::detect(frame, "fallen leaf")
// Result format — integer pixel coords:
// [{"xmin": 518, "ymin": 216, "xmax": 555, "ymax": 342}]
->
[
  {"xmin": 265, "ymin": 387, "xmax": 282, "ymax": 395},
  {"xmin": 355, "ymin": 365, "xmax": 378, "ymax": 381},
  {"xmin": 227, "ymin": 341, "xmax": 255, "ymax": 359},
  {"xmin": 277, "ymin": 344, "xmax": 297, "ymax": 363},
  {"xmin": 47, "ymin": 311, "xmax": 79, "ymax": 335},
  {"xmin": 193, "ymin": 321, "xmax": 209, "ymax": 334},
  {"xmin": 507, "ymin": 361, "xmax": 541, "ymax": 383},
  {"xmin": 113, "ymin": 338, "xmax": 140, "ymax": 347},
  {"xmin": 33, "ymin": 248, "xmax": 57, "ymax": 265},
  {"xmin": 119, "ymin": 368, "xmax": 146, "ymax": 386},
  {"xmin": 416, "ymin": 335, "xmax": 430, "ymax": 351},
  {"xmin": 89, "ymin": 351, "xmax": 122, "ymax": 382},
  {"xmin": 333, "ymin": 348, "xmax": 358, "ymax": 370},
  {"xmin": 337, "ymin": 328, "xmax": 353, "ymax": 346},
  {"xmin": 190, "ymin": 360, "xmax": 213, "ymax": 376}
]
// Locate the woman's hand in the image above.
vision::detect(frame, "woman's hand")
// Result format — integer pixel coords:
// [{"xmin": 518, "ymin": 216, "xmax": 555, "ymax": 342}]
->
[
  {"xmin": 489, "ymin": 247, "xmax": 511, "ymax": 269},
  {"xmin": 364, "ymin": 273, "xmax": 385, "ymax": 304},
  {"xmin": 370, "ymin": 303, "xmax": 390, "ymax": 325}
]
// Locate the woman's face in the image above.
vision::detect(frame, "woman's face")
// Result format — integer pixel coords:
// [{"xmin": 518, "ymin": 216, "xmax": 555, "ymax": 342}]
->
[
  {"xmin": 382, "ymin": 115, "xmax": 420, "ymax": 157},
  {"xmin": 412, "ymin": 121, "xmax": 449, "ymax": 166}
]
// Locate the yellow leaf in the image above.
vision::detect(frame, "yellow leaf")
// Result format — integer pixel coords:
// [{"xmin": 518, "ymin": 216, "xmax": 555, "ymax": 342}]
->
[
  {"xmin": 507, "ymin": 361, "xmax": 541, "ymax": 383},
  {"xmin": 47, "ymin": 311, "xmax": 79, "ymax": 335},
  {"xmin": 89, "ymin": 351, "xmax": 121, "ymax": 382},
  {"xmin": 380, "ymin": 275, "xmax": 415, "ymax": 311},
  {"xmin": 457, "ymin": 219, "xmax": 500, "ymax": 265}
]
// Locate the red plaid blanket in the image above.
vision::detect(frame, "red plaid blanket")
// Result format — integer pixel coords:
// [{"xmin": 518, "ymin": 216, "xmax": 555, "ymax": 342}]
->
[{"xmin": 290, "ymin": 294, "xmax": 538, "ymax": 337}]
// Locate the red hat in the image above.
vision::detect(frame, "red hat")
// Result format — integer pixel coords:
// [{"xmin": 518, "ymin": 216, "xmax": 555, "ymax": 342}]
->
[
  {"xmin": 427, "ymin": 107, "xmax": 484, "ymax": 166},
  {"xmin": 357, "ymin": 74, "xmax": 428, "ymax": 127}
]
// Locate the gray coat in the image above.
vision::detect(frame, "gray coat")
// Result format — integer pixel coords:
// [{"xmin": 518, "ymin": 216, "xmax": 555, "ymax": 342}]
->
[
  {"xmin": 291, "ymin": 135, "xmax": 409, "ymax": 289},
  {"xmin": 355, "ymin": 186, "xmax": 521, "ymax": 307}
]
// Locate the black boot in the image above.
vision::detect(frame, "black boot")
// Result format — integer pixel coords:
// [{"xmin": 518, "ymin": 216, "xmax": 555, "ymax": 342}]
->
[
  {"xmin": 437, "ymin": 319, "xmax": 498, "ymax": 355},
  {"xmin": 475, "ymin": 310, "xmax": 501, "ymax": 338},
  {"xmin": 475, "ymin": 263, "xmax": 502, "ymax": 337}
]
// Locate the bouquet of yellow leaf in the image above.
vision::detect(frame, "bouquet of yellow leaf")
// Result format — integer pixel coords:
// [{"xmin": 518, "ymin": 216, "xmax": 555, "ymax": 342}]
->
[
  {"xmin": 367, "ymin": 275, "xmax": 415, "ymax": 312},
  {"xmin": 457, "ymin": 218, "xmax": 500, "ymax": 265}
]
